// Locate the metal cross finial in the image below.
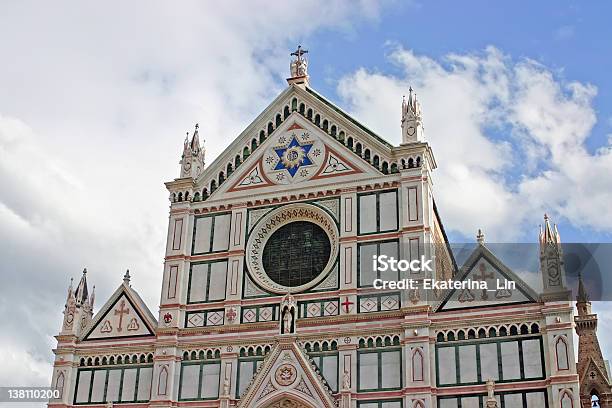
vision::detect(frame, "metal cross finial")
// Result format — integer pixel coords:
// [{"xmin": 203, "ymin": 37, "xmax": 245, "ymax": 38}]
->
[{"xmin": 291, "ymin": 45, "xmax": 308, "ymax": 62}]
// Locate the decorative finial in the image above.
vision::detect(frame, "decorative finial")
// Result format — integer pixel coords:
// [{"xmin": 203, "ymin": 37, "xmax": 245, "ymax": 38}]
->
[
  {"xmin": 289, "ymin": 45, "xmax": 309, "ymax": 83},
  {"xmin": 123, "ymin": 269, "xmax": 131, "ymax": 285},
  {"xmin": 476, "ymin": 229, "xmax": 485, "ymax": 244},
  {"xmin": 82, "ymin": 268, "xmax": 87, "ymax": 275},
  {"xmin": 577, "ymin": 272, "xmax": 589, "ymax": 303},
  {"xmin": 290, "ymin": 45, "xmax": 308, "ymax": 62}
]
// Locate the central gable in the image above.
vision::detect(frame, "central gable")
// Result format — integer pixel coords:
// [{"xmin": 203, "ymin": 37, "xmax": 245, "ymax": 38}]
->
[
  {"xmin": 194, "ymin": 84, "xmax": 401, "ymax": 202},
  {"xmin": 215, "ymin": 114, "xmax": 378, "ymax": 198}
]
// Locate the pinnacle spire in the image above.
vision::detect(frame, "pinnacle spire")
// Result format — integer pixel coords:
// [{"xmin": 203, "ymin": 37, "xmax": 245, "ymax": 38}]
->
[
  {"xmin": 476, "ymin": 229, "xmax": 485, "ymax": 245},
  {"xmin": 90, "ymin": 285, "xmax": 96, "ymax": 309},
  {"xmin": 74, "ymin": 268, "xmax": 89, "ymax": 305},
  {"xmin": 123, "ymin": 269, "xmax": 131, "ymax": 285},
  {"xmin": 179, "ymin": 123, "xmax": 205, "ymax": 178},
  {"xmin": 577, "ymin": 273, "xmax": 589, "ymax": 303},
  {"xmin": 401, "ymin": 86, "xmax": 424, "ymax": 144},
  {"xmin": 539, "ymin": 213, "xmax": 561, "ymax": 245}
]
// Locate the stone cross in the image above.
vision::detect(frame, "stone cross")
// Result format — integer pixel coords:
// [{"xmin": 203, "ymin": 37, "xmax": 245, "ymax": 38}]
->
[
  {"xmin": 290, "ymin": 45, "xmax": 308, "ymax": 63},
  {"xmin": 114, "ymin": 300, "xmax": 130, "ymax": 332}
]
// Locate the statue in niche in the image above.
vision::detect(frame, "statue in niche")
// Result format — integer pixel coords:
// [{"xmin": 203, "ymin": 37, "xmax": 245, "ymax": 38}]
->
[
  {"xmin": 222, "ymin": 377, "xmax": 230, "ymax": 396},
  {"xmin": 486, "ymin": 378, "xmax": 498, "ymax": 408},
  {"xmin": 342, "ymin": 369, "xmax": 350, "ymax": 390},
  {"xmin": 280, "ymin": 294, "xmax": 296, "ymax": 334}
]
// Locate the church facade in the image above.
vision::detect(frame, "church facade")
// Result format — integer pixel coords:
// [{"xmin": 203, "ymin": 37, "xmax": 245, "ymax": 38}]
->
[{"xmin": 49, "ymin": 49, "xmax": 582, "ymax": 408}]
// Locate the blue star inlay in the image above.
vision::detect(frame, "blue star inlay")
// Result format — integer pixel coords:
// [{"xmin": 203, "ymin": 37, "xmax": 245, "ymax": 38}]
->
[{"xmin": 273, "ymin": 134, "xmax": 314, "ymax": 177}]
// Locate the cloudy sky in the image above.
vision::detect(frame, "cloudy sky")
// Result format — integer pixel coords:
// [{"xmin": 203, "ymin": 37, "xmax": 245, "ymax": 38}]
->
[{"xmin": 1, "ymin": 0, "xmax": 612, "ymax": 388}]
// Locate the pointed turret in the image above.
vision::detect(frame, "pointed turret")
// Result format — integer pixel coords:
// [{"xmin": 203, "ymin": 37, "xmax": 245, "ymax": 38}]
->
[
  {"xmin": 538, "ymin": 214, "xmax": 567, "ymax": 297},
  {"xmin": 179, "ymin": 123, "xmax": 205, "ymax": 179},
  {"xmin": 576, "ymin": 273, "xmax": 592, "ymax": 316},
  {"xmin": 575, "ymin": 271, "xmax": 612, "ymax": 406},
  {"xmin": 89, "ymin": 285, "xmax": 95, "ymax": 310},
  {"xmin": 539, "ymin": 213, "xmax": 561, "ymax": 245},
  {"xmin": 60, "ymin": 268, "xmax": 94, "ymax": 336},
  {"xmin": 401, "ymin": 87, "xmax": 424, "ymax": 144},
  {"xmin": 74, "ymin": 268, "xmax": 89, "ymax": 306}
]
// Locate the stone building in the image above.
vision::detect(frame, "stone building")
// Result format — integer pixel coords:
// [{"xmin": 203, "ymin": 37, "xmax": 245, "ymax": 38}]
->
[
  {"xmin": 576, "ymin": 274, "xmax": 612, "ymax": 407},
  {"xmin": 49, "ymin": 48, "xmax": 582, "ymax": 408}
]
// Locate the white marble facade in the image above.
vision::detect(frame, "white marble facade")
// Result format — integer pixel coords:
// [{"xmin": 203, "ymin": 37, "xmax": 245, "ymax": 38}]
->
[{"xmin": 49, "ymin": 51, "xmax": 580, "ymax": 408}]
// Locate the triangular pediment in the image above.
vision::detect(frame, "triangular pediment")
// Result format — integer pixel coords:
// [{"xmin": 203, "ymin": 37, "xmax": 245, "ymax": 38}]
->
[
  {"xmin": 192, "ymin": 84, "xmax": 401, "ymax": 201},
  {"xmin": 215, "ymin": 115, "xmax": 380, "ymax": 198},
  {"xmin": 82, "ymin": 283, "xmax": 157, "ymax": 341},
  {"xmin": 436, "ymin": 244, "xmax": 539, "ymax": 312},
  {"xmin": 237, "ymin": 338, "xmax": 336, "ymax": 408},
  {"xmin": 581, "ymin": 357, "xmax": 612, "ymax": 386}
]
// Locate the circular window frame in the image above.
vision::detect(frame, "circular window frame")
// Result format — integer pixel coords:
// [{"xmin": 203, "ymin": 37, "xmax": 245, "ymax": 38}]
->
[{"xmin": 246, "ymin": 203, "xmax": 339, "ymax": 294}]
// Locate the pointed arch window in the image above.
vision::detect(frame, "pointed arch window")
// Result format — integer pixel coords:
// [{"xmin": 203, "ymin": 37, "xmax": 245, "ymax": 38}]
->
[
  {"xmin": 556, "ymin": 336, "xmax": 569, "ymax": 370},
  {"xmin": 55, "ymin": 371, "xmax": 65, "ymax": 399},
  {"xmin": 157, "ymin": 365, "xmax": 168, "ymax": 396},
  {"xmin": 412, "ymin": 348, "xmax": 424, "ymax": 382},
  {"xmin": 560, "ymin": 390, "xmax": 573, "ymax": 408}
]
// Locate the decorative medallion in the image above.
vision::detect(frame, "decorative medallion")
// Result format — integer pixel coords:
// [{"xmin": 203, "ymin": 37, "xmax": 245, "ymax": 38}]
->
[
  {"xmin": 275, "ymin": 364, "xmax": 298, "ymax": 386},
  {"xmin": 100, "ymin": 320, "xmax": 112, "ymax": 333},
  {"xmin": 262, "ymin": 123, "xmax": 325, "ymax": 185},
  {"xmin": 239, "ymin": 166, "xmax": 264, "ymax": 186},
  {"xmin": 226, "ymin": 307, "xmax": 237, "ymax": 323},
  {"xmin": 229, "ymin": 162, "xmax": 274, "ymax": 192},
  {"xmin": 163, "ymin": 312, "xmax": 173, "ymax": 326},
  {"xmin": 246, "ymin": 203, "xmax": 339, "ymax": 294},
  {"xmin": 312, "ymin": 147, "xmax": 361, "ymax": 180}
]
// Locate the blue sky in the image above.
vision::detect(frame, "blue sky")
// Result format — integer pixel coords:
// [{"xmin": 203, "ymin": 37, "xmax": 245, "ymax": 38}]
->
[
  {"xmin": 303, "ymin": 1, "xmax": 612, "ymax": 243},
  {"xmin": 1, "ymin": 0, "xmax": 611, "ymax": 389}
]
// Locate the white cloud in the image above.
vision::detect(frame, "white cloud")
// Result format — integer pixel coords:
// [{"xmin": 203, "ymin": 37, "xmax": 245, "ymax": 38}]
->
[
  {"xmin": 0, "ymin": 0, "xmax": 385, "ymax": 386},
  {"xmin": 338, "ymin": 45, "xmax": 612, "ymax": 239}
]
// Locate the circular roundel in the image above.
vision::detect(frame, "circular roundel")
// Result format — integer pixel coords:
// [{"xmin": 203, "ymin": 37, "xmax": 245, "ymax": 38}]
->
[{"xmin": 246, "ymin": 203, "xmax": 339, "ymax": 294}]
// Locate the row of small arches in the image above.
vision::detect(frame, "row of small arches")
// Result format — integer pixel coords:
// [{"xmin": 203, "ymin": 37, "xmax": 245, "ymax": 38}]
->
[
  {"xmin": 436, "ymin": 322, "xmax": 540, "ymax": 343},
  {"xmin": 303, "ymin": 340, "xmax": 338, "ymax": 353},
  {"xmin": 182, "ymin": 348, "xmax": 221, "ymax": 361},
  {"xmin": 294, "ymin": 99, "xmax": 398, "ymax": 175},
  {"xmin": 359, "ymin": 334, "xmax": 401, "ymax": 348},
  {"xmin": 197, "ymin": 102, "xmax": 297, "ymax": 201},
  {"xmin": 239, "ymin": 345, "xmax": 272, "ymax": 357},
  {"xmin": 79, "ymin": 353, "xmax": 153, "ymax": 367}
]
